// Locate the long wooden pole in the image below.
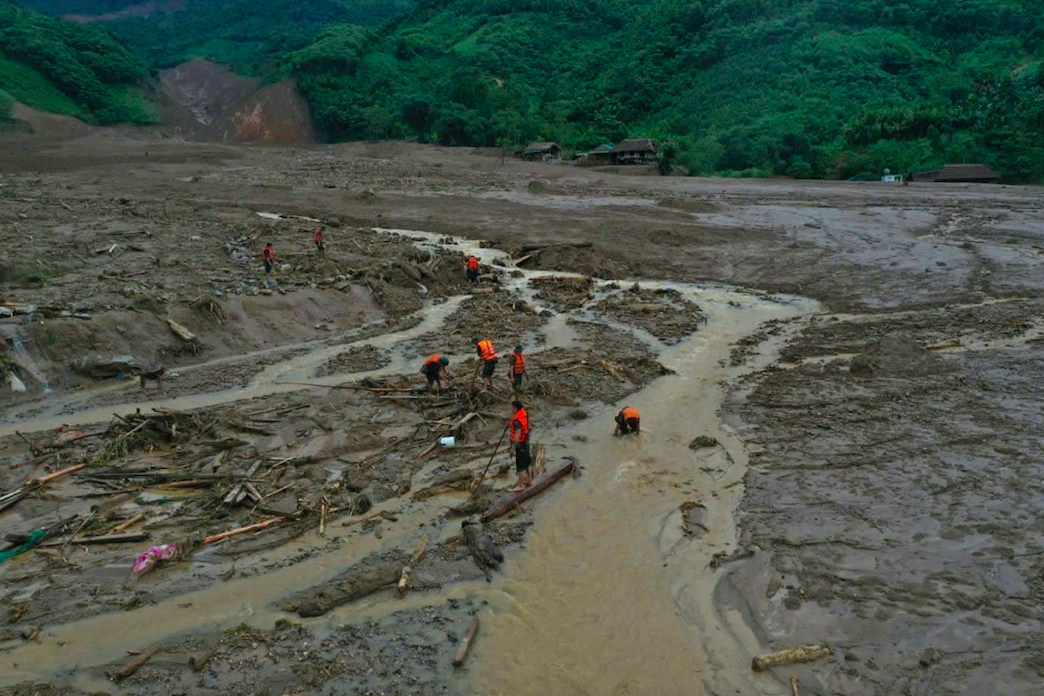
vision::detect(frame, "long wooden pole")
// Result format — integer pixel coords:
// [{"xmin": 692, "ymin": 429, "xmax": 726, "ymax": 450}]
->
[{"xmin": 471, "ymin": 422, "xmax": 509, "ymax": 498}]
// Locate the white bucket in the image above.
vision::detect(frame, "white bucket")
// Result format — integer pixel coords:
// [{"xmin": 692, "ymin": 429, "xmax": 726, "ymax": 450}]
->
[{"xmin": 439, "ymin": 436, "xmax": 456, "ymax": 448}]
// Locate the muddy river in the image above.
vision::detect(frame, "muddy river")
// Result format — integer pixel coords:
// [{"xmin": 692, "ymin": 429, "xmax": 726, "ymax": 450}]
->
[{"xmin": 1, "ymin": 229, "xmax": 818, "ymax": 695}]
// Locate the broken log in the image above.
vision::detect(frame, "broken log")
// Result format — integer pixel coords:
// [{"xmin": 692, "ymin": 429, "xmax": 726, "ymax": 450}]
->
[
  {"xmin": 790, "ymin": 676, "xmax": 800, "ymax": 696},
  {"xmin": 294, "ymin": 559, "xmax": 402, "ymax": 617},
  {"xmin": 481, "ymin": 457, "xmax": 576, "ymax": 522},
  {"xmin": 115, "ymin": 643, "xmax": 162, "ymax": 679},
  {"xmin": 166, "ymin": 318, "xmax": 197, "ymax": 342},
  {"xmin": 453, "ymin": 618, "xmax": 479, "ymax": 667},
  {"xmin": 204, "ymin": 517, "xmax": 285, "ymax": 545},
  {"xmin": 751, "ymin": 644, "xmax": 832, "ymax": 672}
]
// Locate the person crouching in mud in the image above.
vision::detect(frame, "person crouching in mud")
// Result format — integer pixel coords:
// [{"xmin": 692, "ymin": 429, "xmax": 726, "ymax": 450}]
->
[
  {"xmin": 613, "ymin": 406, "xmax": 640, "ymax": 436},
  {"xmin": 421, "ymin": 354, "xmax": 450, "ymax": 393},
  {"xmin": 509, "ymin": 400, "xmax": 532, "ymax": 491}
]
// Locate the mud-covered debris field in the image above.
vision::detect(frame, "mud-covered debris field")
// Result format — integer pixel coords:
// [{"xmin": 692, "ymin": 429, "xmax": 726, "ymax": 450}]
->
[{"xmin": 2, "ymin": 135, "xmax": 1044, "ymax": 695}]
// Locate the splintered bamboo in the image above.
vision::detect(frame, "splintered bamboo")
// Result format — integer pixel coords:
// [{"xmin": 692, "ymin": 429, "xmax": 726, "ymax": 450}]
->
[
  {"xmin": 751, "ymin": 644, "xmax": 832, "ymax": 672},
  {"xmin": 398, "ymin": 535, "xmax": 428, "ymax": 597},
  {"xmin": 480, "ymin": 458, "xmax": 575, "ymax": 522},
  {"xmin": 34, "ymin": 462, "xmax": 86, "ymax": 485}
]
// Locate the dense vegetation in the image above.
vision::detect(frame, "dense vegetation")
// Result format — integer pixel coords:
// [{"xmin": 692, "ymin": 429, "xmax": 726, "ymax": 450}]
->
[
  {"xmin": 105, "ymin": 0, "xmax": 415, "ymax": 77},
  {"xmin": 12, "ymin": 0, "xmax": 1044, "ymax": 181},
  {"xmin": 0, "ymin": 0, "xmax": 154, "ymax": 123},
  {"xmin": 283, "ymin": 0, "xmax": 1044, "ymax": 181}
]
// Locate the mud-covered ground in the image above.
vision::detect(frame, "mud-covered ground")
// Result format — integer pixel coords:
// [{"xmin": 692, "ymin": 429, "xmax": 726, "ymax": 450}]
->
[{"xmin": 2, "ymin": 132, "xmax": 1044, "ymax": 695}]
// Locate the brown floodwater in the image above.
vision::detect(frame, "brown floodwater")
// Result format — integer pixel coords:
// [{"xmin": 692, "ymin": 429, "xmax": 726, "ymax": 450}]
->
[{"xmin": 0, "ymin": 230, "xmax": 818, "ymax": 695}]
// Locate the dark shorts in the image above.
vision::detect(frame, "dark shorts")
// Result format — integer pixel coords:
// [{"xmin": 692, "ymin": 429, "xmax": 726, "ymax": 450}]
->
[
  {"xmin": 620, "ymin": 417, "xmax": 640, "ymax": 435},
  {"xmin": 421, "ymin": 365, "xmax": 440, "ymax": 384},
  {"xmin": 515, "ymin": 441, "xmax": 531, "ymax": 472},
  {"xmin": 315, "ymin": 241, "xmax": 325, "ymax": 251},
  {"xmin": 467, "ymin": 268, "xmax": 479, "ymax": 282},
  {"xmin": 512, "ymin": 372, "xmax": 524, "ymax": 388},
  {"xmin": 482, "ymin": 358, "xmax": 498, "ymax": 378},
  {"xmin": 264, "ymin": 260, "xmax": 273, "ymax": 273}
]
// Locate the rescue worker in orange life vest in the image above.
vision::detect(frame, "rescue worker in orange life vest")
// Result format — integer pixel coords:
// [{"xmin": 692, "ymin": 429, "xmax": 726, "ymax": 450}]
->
[
  {"xmin": 421, "ymin": 354, "xmax": 450, "ymax": 393},
  {"xmin": 465, "ymin": 255, "xmax": 480, "ymax": 283},
  {"xmin": 614, "ymin": 406, "xmax": 641, "ymax": 436},
  {"xmin": 507, "ymin": 344, "xmax": 527, "ymax": 394},
  {"xmin": 509, "ymin": 400, "xmax": 532, "ymax": 491},
  {"xmin": 471, "ymin": 336, "xmax": 498, "ymax": 392}
]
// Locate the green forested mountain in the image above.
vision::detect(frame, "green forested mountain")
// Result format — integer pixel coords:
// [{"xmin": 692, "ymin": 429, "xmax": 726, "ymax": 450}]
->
[
  {"xmin": 27, "ymin": 0, "xmax": 417, "ymax": 78},
  {"xmin": 0, "ymin": 0, "xmax": 154, "ymax": 123},
  {"xmin": 9, "ymin": 0, "xmax": 1044, "ymax": 182},
  {"xmin": 287, "ymin": 0, "xmax": 1044, "ymax": 181}
]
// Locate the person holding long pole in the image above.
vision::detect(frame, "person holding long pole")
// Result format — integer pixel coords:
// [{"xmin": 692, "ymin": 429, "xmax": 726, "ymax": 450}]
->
[{"xmin": 508, "ymin": 400, "xmax": 532, "ymax": 491}]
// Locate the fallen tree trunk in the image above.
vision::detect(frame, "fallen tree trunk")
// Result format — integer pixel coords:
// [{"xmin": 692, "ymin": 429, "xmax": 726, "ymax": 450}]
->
[
  {"xmin": 751, "ymin": 644, "xmax": 832, "ymax": 672},
  {"xmin": 292, "ymin": 557, "xmax": 404, "ymax": 617},
  {"xmin": 453, "ymin": 618, "xmax": 479, "ymax": 667},
  {"xmin": 115, "ymin": 643, "xmax": 162, "ymax": 679},
  {"xmin": 481, "ymin": 457, "xmax": 576, "ymax": 522}
]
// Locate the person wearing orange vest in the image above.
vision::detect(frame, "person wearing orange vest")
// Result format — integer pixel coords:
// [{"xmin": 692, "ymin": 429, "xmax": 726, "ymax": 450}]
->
[
  {"xmin": 314, "ymin": 225, "xmax": 326, "ymax": 253},
  {"xmin": 262, "ymin": 242, "xmax": 275, "ymax": 274},
  {"xmin": 471, "ymin": 336, "xmax": 498, "ymax": 392},
  {"xmin": 509, "ymin": 400, "xmax": 532, "ymax": 491},
  {"xmin": 421, "ymin": 354, "xmax": 450, "ymax": 393},
  {"xmin": 507, "ymin": 344, "xmax": 527, "ymax": 393},
  {"xmin": 614, "ymin": 406, "xmax": 641, "ymax": 436},
  {"xmin": 465, "ymin": 255, "xmax": 480, "ymax": 284}
]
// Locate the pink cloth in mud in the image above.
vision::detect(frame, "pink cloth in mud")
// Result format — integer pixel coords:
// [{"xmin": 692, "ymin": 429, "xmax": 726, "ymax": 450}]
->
[{"xmin": 132, "ymin": 543, "xmax": 180, "ymax": 575}]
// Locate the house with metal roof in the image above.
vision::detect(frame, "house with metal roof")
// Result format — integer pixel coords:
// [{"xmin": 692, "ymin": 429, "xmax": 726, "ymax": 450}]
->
[{"xmin": 609, "ymin": 138, "xmax": 657, "ymax": 165}]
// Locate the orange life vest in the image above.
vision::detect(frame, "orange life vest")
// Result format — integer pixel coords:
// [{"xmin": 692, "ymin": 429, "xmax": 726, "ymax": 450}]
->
[
  {"xmin": 511, "ymin": 351, "xmax": 526, "ymax": 375},
  {"xmin": 478, "ymin": 338, "xmax": 496, "ymax": 362},
  {"xmin": 314, "ymin": 227, "xmax": 324, "ymax": 242},
  {"xmin": 263, "ymin": 247, "xmax": 274, "ymax": 262},
  {"xmin": 621, "ymin": 406, "xmax": 640, "ymax": 422},
  {"xmin": 424, "ymin": 354, "xmax": 443, "ymax": 368},
  {"xmin": 468, "ymin": 256, "xmax": 479, "ymax": 270},
  {"xmin": 511, "ymin": 408, "xmax": 529, "ymax": 444}
]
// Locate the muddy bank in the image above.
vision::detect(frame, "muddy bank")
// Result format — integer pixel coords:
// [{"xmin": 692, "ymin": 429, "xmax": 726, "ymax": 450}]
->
[{"xmin": 721, "ymin": 298, "xmax": 1044, "ymax": 695}]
